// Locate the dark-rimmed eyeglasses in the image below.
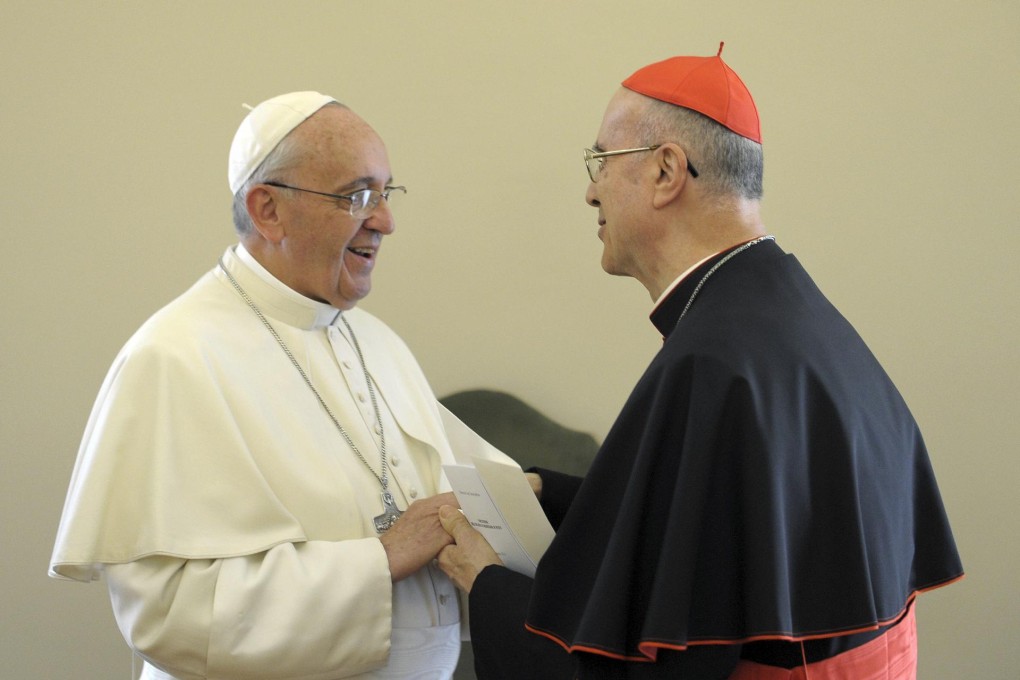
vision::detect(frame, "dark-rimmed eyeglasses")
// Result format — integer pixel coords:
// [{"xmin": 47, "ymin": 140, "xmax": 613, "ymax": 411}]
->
[
  {"xmin": 583, "ymin": 145, "xmax": 699, "ymax": 183},
  {"xmin": 263, "ymin": 181, "xmax": 406, "ymax": 219}
]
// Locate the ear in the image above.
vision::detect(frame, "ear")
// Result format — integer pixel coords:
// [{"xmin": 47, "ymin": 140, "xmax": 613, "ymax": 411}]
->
[
  {"xmin": 245, "ymin": 185, "xmax": 286, "ymax": 243},
  {"xmin": 651, "ymin": 144, "xmax": 692, "ymax": 209}
]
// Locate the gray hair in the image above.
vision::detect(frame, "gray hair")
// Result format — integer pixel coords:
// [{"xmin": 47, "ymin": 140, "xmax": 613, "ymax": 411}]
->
[
  {"xmin": 637, "ymin": 99, "xmax": 763, "ymax": 201},
  {"xmin": 231, "ymin": 101, "xmax": 346, "ymax": 236},
  {"xmin": 231, "ymin": 134, "xmax": 303, "ymax": 235}
]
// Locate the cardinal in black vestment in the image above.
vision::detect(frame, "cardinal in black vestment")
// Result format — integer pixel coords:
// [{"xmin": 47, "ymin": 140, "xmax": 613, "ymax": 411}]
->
[{"xmin": 437, "ymin": 46, "xmax": 963, "ymax": 680}]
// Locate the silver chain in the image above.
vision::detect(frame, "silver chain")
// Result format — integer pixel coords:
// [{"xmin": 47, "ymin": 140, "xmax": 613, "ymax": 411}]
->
[
  {"xmin": 675, "ymin": 235, "xmax": 775, "ymax": 329},
  {"xmin": 217, "ymin": 259, "xmax": 390, "ymax": 491}
]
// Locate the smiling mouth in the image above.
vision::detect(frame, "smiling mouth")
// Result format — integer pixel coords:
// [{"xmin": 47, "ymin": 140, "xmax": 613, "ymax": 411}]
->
[{"xmin": 347, "ymin": 246, "xmax": 375, "ymax": 260}]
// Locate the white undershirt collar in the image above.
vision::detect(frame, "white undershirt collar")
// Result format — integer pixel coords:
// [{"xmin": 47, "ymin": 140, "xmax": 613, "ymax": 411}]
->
[{"xmin": 651, "ymin": 252, "xmax": 717, "ymax": 315}]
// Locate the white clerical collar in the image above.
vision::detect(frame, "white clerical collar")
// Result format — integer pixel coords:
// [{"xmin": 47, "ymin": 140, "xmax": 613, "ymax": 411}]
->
[{"xmin": 223, "ymin": 244, "xmax": 342, "ymax": 330}]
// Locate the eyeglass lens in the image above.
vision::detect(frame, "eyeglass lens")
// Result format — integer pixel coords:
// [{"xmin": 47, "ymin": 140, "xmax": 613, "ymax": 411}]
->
[
  {"xmin": 348, "ymin": 191, "xmax": 375, "ymax": 217},
  {"xmin": 585, "ymin": 152, "xmax": 603, "ymax": 183},
  {"xmin": 350, "ymin": 188, "xmax": 403, "ymax": 218}
]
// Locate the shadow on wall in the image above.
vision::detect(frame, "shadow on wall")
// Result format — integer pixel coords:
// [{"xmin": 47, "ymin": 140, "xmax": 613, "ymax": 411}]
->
[{"xmin": 439, "ymin": 389, "xmax": 601, "ymax": 680}]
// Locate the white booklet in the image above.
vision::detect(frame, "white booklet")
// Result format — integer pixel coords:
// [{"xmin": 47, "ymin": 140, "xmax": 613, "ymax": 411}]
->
[{"xmin": 439, "ymin": 405, "xmax": 555, "ymax": 577}]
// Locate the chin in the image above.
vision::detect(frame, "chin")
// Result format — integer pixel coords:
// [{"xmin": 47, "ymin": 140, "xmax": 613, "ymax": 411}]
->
[
  {"xmin": 601, "ymin": 255, "xmax": 619, "ymax": 276},
  {"xmin": 337, "ymin": 288, "xmax": 371, "ymax": 310},
  {"xmin": 332, "ymin": 274, "xmax": 372, "ymax": 309}
]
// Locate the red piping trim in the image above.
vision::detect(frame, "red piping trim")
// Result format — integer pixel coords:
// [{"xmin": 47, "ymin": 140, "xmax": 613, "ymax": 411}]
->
[{"xmin": 525, "ymin": 575, "xmax": 963, "ymax": 662}]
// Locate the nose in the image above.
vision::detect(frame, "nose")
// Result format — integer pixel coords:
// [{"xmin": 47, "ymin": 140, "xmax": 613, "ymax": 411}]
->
[
  {"xmin": 585, "ymin": 181, "xmax": 600, "ymax": 208},
  {"xmin": 364, "ymin": 198, "xmax": 396, "ymax": 235}
]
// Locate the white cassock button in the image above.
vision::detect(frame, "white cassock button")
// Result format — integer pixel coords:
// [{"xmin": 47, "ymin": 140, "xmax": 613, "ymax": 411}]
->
[
  {"xmin": 342, "ymin": 359, "xmax": 353, "ymax": 369},
  {"xmin": 409, "ymin": 487, "xmax": 419, "ymax": 499},
  {"xmin": 357, "ymin": 392, "xmax": 367, "ymax": 403},
  {"xmin": 439, "ymin": 594, "xmax": 449, "ymax": 605},
  {"xmin": 390, "ymin": 457, "xmax": 400, "ymax": 467},
  {"xmin": 374, "ymin": 423, "xmax": 382, "ymax": 435}
]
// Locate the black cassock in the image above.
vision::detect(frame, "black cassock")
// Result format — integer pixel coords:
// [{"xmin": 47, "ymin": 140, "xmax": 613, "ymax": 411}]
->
[{"xmin": 468, "ymin": 240, "xmax": 963, "ymax": 680}]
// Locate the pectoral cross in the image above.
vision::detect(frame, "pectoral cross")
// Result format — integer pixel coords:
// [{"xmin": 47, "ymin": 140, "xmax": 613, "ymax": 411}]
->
[{"xmin": 374, "ymin": 489, "xmax": 403, "ymax": 533}]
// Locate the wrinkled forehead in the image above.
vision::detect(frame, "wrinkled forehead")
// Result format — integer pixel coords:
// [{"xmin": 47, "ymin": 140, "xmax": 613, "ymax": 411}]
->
[{"xmin": 293, "ymin": 107, "xmax": 393, "ymax": 187}]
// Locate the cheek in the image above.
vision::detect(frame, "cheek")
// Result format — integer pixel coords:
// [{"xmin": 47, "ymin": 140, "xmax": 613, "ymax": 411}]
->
[{"xmin": 309, "ymin": 222, "xmax": 358, "ymax": 257}]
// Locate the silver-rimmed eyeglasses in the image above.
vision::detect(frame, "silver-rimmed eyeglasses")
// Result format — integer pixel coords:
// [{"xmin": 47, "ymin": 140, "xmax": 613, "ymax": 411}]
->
[
  {"xmin": 583, "ymin": 145, "xmax": 699, "ymax": 183},
  {"xmin": 264, "ymin": 181, "xmax": 406, "ymax": 219}
]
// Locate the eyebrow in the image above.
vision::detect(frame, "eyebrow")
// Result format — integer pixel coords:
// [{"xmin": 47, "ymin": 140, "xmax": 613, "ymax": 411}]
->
[
  {"xmin": 336, "ymin": 175, "xmax": 395, "ymax": 193},
  {"xmin": 591, "ymin": 142, "xmax": 605, "ymax": 153}
]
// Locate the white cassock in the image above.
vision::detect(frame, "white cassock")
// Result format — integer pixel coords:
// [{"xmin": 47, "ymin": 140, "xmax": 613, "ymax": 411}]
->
[{"xmin": 50, "ymin": 245, "xmax": 472, "ymax": 679}]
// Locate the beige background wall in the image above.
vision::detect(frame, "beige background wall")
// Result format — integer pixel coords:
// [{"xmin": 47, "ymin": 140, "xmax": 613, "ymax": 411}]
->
[{"xmin": 2, "ymin": 1, "xmax": 1016, "ymax": 677}]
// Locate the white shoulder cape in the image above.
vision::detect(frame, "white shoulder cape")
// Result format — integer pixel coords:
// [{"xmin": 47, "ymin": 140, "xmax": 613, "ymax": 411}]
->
[{"xmin": 50, "ymin": 247, "xmax": 467, "ymax": 582}]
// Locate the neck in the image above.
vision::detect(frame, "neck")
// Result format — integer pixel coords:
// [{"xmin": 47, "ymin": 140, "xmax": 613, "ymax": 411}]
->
[
  {"xmin": 241, "ymin": 235, "xmax": 286, "ymax": 280},
  {"xmin": 643, "ymin": 198, "xmax": 765, "ymax": 300},
  {"xmin": 240, "ymin": 235, "xmax": 332, "ymax": 307}
]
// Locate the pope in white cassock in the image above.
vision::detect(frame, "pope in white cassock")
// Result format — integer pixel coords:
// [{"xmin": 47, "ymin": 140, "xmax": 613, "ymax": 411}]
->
[{"xmin": 50, "ymin": 92, "xmax": 478, "ymax": 679}]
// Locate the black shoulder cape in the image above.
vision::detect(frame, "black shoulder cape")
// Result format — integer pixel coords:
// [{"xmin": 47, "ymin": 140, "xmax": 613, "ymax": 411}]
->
[{"xmin": 524, "ymin": 240, "xmax": 963, "ymax": 661}]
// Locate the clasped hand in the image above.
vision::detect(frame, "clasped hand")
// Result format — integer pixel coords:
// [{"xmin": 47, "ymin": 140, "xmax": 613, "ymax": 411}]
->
[
  {"xmin": 436, "ymin": 506, "xmax": 502, "ymax": 593},
  {"xmin": 436, "ymin": 471, "xmax": 543, "ymax": 592},
  {"xmin": 379, "ymin": 491, "xmax": 459, "ymax": 582}
]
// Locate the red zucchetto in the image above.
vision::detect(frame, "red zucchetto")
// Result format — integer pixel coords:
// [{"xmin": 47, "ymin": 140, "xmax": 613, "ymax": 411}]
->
[{"xmin": 622, "ymin": 42, "xmax": 761, "ymax": 143}]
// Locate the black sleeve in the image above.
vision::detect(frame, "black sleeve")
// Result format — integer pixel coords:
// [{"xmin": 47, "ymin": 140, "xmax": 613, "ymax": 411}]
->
[
  {"xmin": 469, "ymin": 565, "xmax": 740, "ymax": 680},
  {"xmin": 469, "ymin": 565, "xmax": 576, "ymax": 680},
  {"xmin": 528, "ymin": 467, "xmax": 584, "ymax": 530}
]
